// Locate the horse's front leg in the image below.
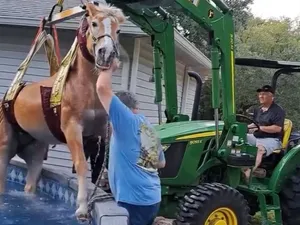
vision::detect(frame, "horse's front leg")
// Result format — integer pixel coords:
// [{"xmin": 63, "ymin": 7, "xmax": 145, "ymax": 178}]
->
[{"xmin": 61, "ymin": 116, "xmax": 88, "ymax": 219}]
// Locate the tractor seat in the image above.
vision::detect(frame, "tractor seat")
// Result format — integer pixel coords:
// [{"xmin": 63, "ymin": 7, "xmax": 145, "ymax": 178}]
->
[{"xmin": 272, "ymin": 119, "xmax": 293, "ymax": 154}]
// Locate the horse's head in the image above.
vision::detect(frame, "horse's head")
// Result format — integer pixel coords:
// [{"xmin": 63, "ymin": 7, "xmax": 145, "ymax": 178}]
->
[{"xmin": 84, "ymin": 2, "xmax": 126, "ymax": 70}]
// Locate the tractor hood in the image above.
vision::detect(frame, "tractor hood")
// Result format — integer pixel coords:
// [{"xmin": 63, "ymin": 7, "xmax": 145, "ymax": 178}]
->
[{"xmin": 154, "ymin": 120, "xmax": 224, "ymax": 143}]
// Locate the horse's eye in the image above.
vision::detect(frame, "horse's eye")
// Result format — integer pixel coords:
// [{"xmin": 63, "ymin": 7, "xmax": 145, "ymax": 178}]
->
[
  {"xmin": 92, "ymin": 22, "xmax": 98, "ymax": 27},
  {"xmin": 116, "ymin": 30, "xmax": 121, "ymax": 34}
]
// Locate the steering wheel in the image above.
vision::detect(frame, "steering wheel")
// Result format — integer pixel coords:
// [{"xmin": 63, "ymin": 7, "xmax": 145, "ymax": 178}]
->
[{"xmin": 236, "ymin": 114, "xmax": 260, "ymax": 131}]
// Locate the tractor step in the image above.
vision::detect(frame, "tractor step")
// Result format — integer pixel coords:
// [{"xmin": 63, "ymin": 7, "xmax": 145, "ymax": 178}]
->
[
  {"xmin": 266, "ymin": 205, "xmax": 280, "ymax": 211},
  {"xmin": 257, "ymin": 193, "xmax": 282, "ymax": 225},
  {"xmin": 238, "ymin": 184, "xmax": 283, "ymax": 225},
  {"xmin": 238, "ymin": 183, "xmax": 272, "ymax": 194}
]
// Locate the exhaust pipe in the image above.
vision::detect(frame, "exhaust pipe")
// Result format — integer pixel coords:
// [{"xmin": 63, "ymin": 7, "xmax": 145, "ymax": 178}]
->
[{"xmin": 188, "ymin": 71, "xmax": 203, "ymax": 121}]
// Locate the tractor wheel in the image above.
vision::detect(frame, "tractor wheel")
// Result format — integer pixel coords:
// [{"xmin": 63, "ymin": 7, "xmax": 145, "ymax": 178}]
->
[
  {"xmin": 175, "ymin": 183, "xmax": 251, "ymax": 225},
  {"xmin": 280, "ymin": 166, "xmax": 300, "ymax": 225}
]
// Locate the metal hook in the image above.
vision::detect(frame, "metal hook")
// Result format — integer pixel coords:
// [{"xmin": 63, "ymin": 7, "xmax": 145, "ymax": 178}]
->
[{"xmin": 47, "ymin": 3, "xmax": 64, "ymax": 22}]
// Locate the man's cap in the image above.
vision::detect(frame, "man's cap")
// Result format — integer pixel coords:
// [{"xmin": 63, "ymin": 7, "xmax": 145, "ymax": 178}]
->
[{"xmin": 256, "ymin": 85, "xmax": 274, "ymax": 94}]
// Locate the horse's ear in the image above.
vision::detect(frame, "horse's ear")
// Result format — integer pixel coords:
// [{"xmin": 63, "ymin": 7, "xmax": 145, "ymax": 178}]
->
[
  {"xmin": 110, "ymin": 8, "xmax": 127, "ymax": 24},
  {"xmin": 85, "ymin": 2, "xmax": 98, "ymax": 17}
]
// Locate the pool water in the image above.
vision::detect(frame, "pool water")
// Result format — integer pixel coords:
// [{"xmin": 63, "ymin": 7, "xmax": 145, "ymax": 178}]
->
[{"xmin": 1, "ymin": 181, "xmax": 83, "ymax": 225}]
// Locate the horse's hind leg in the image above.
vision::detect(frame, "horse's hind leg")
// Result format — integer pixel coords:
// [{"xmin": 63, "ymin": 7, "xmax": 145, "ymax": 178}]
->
[
  {"xmin": 0, "ymin": 115, "xmax": 17, "ymax": 193},
  {"xmin": 18, "ymin": 141, "xmax": 48, "ymax": 193},
  {"xmin": 18, "ymin": 142, "xmax": 47, "ymax": 193}
]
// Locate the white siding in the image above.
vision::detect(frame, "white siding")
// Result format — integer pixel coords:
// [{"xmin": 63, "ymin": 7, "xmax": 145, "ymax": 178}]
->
[
  {"xmin": 136, "ymin": 38, "xmax": 185, "ymax": 125},
  {"xmin": 0, "ymin": 26, "xmax": 123, "ymax": 174},
  {"xmin": 185, "ymin": 77, "xmax": 197, "ymax": 118}
]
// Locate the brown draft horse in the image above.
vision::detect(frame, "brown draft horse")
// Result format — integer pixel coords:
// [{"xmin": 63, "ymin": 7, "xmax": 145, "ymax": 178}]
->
[{"xmin": 0, "ymin": 2, "xmax": 126, "ymax": 219}]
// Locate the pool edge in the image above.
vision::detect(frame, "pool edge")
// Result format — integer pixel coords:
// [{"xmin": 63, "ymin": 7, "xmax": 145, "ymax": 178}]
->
[{"xmin": 9, "ymin": 159, "xmax": 129, "ymax": 225}]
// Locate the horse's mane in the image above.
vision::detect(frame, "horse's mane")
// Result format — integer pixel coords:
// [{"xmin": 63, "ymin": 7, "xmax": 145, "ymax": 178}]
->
[{"xmin": 93, "ymin": 2, "xmax": 126, "ymax": 23}]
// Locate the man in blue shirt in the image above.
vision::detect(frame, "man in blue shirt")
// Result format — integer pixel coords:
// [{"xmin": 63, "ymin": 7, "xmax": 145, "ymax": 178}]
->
[{"xmin": 96, "ymin": 61, "xmax": 166, "ymax": 225}]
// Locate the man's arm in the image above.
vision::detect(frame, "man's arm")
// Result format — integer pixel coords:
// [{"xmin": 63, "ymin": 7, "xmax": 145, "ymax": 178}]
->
[
  {"xmin": 96, "ymin": 63, "xmax": 134, "ymax": 131},
  {"xmin": 260, "ymin": 109, "xmax": 285, "ymax": 134},
  {"xmin": 259, "ymin": 125, "xmax": 282, "ymax": 133}
]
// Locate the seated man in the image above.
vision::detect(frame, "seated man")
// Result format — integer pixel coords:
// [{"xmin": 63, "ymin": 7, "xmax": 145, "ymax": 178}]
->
[{"xmin": 243, "ymin": 85, "xmax": 285, "ymax": 181}]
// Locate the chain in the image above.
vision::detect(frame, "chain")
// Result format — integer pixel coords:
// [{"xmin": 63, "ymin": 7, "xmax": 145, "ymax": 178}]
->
[
  {"xmin": 86, "ymin": 120, "xmax": 113, "ymax": 224},
  {"xmin": 93, "ymin": 135, "xmax": 102, "ymax": 165}
]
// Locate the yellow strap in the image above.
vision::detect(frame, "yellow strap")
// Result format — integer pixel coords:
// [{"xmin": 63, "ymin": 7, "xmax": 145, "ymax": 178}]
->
[
  {"xmin": 44, "ymin": 34, "xmax": 60, "ymax": 76},
  {"xmin": 50, "ymin": 37, "xmax": 78, "ymax": 108},
  {"xmin": 5, "ymin": 31, "xmax": 49, "ymax": 101}
]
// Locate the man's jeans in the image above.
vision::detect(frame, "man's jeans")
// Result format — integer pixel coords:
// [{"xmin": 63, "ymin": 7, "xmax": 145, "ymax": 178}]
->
[{"xmin": 118, "ymin": 201, "xmax": 160, "ymax": 225}]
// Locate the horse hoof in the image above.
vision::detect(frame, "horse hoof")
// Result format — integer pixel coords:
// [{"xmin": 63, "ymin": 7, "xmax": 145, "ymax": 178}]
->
[
  {"xmin": 24, "ymin": 184, "xmax": 36, "ymax": 193},
  {"xmin": 76, "ymin": 213, "xmax": 90, "ymax": 224},
  {"xmin": 76, "ymin": 205, "xmax": 89, "ymax": 223}
]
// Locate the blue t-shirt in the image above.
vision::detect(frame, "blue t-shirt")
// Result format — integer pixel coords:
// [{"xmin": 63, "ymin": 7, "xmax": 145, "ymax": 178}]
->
[{"xmin": 108, "ymin": 95, "xmax": 165, "ymax": 206}]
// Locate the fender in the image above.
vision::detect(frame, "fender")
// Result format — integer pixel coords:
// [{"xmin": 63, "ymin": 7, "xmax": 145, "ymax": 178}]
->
[{"xmin": 268, "ymin": 145, "xmax": 300, "ymax": 192}]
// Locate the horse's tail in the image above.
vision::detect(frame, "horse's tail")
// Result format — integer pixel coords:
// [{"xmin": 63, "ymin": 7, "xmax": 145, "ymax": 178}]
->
[
  {"xmin": 0, "ymin": 100, "xmax": 4, "ymax": 124},
  {"xmin": 0, "ymin": 100, "xmax": 10, "ymax": 129}
]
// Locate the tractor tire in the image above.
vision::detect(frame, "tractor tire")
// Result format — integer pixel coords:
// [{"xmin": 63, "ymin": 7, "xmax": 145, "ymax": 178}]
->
[
  {"xmin": 175, "ymin": 183, "xmax": 251, "ymax": 225},
  {"xmin": 280, "ymin": 166, "xmax": 300, "ymax": 225}
]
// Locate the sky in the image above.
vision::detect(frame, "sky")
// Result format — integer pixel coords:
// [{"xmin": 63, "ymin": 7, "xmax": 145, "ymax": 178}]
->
[{"xmin": 250, "ymin": 0, "xmax": 300, "ymax": 20}]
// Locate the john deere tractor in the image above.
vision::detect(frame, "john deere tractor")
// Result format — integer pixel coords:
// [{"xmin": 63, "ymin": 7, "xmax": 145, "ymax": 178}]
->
[{"xmin": 107, "ymin": 1, "xmax": 300, "ymax": 224}]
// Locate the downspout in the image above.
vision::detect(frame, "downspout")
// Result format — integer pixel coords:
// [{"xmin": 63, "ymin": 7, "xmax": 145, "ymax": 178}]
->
[
  {"xmin": 188, "ymin": 71, "xmax": 203, "ymax": 121},
  {"xmin": 119, "ymin": 44, "xmax": 131, "ymax": 90},
  {"xmin": 129, "ymin": 38, "xmax": 141, "ymax": 93},
  {"xmin": 180, "ymin": 65, "xmax": 189, "ymax": 114}
]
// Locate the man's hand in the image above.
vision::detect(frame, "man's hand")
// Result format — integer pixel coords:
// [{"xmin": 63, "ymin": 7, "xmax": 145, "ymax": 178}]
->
[
  {"xmin": 248, "ymin": 123, "xmax": 258, "ymax": 134},
  {"xmin": 248, "ymin": 123, "xmax": 257, "ymax": 129},
  {"xmin": 249, "ymin": 127, "xmax": 258, "ymax": 134}
]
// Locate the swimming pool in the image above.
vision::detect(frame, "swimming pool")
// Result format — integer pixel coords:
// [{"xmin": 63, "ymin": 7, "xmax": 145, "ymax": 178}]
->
[
  {"xmin": 3, "ymin": 160, "xmax": 128, "ymax": 225},
  {"xmin": 1, "ymin": 181, "xmax": 81, "ymax": 225}
]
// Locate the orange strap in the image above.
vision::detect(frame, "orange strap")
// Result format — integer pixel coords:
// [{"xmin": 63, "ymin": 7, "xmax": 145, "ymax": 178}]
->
[
  {"xmin": 31, "ymin": 18, "xmax": 61, "ymax": 63},
  {"xmin": 52, "ymin": 25, "xmax": 61, "ymax": 63},
  {"xmin": 31, "ymin": 18, "xmax": 45, "ymax": 46}
]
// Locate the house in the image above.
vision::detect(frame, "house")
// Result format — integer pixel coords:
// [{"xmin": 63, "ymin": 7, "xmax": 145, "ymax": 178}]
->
[{"xmin": 0, "ymin": 0, "xmax": 211, "ymax": 174}]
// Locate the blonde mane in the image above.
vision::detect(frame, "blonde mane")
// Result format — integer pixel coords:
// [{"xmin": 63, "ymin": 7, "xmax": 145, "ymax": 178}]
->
[{"xmin": 92, "ymin": 2, "xmax": 127, "ymax": 23}]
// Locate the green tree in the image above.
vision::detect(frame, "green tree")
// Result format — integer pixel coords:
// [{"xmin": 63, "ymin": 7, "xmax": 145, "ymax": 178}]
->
[
  {"xmin": 167, "ymin": 0, "xmax": 254, "ymax": 57},
  {"xmin": 234, "ymin": 17, "xmax": 300, "ymax": 128},
  {"xmin": 200, "ymin": 17, "xmax": 300, "ymax": 129}
]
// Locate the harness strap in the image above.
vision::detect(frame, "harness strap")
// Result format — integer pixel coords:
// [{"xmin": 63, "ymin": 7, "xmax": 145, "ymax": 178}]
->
[
  {"xmin": 52, "ymin": 25, "xmax": 61, "ymax": 63},
  {"xmin": 77, "ymin": 17, "xmax": 95, "ymax": 64},
  {"xmin": 32, "ymin": 18, "xmax": 61, "ymax": 69},
  {"xmin": 44, "ymin": 33, "xmax": 60, "ymax": 77},
  {"xmin": 40, "ymin": 86, "xmax": 66, "ymax": 143},
  {"xmin": 2, "ymin": 83, "xmax": 27, "ymax": 133},
  {"xmin": 50, "ymin": 37, "xmax": 78, "ymax": 108},
  {"xmin": 5, "ymin": 30, "xmax": 49, "ymax": 102}
]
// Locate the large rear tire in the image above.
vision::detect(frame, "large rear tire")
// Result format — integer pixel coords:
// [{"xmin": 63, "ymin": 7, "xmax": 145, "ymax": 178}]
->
[
  {"xmin": 280, "ymin": 166, "xmax": 300, "ymax": 225},
  {"xmin": 175, "ymin": 183, "xmax": 251, "ymax": 225}
]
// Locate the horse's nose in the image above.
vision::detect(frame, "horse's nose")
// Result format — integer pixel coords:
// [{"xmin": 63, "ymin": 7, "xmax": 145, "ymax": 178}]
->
[{"xmin": 98, "ymin": 47, "xmax": 106, "ymax": 57}]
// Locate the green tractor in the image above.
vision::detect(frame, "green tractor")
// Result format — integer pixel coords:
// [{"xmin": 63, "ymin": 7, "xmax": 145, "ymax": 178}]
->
[{"xmin": 107, "ymin": 0, "xmax": 300, "ymax": 224}]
